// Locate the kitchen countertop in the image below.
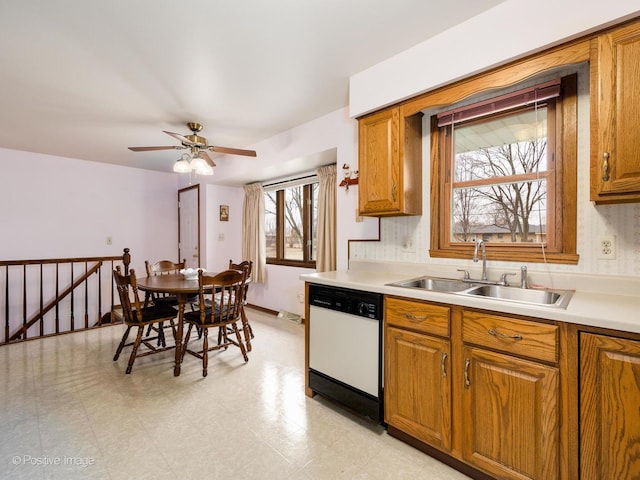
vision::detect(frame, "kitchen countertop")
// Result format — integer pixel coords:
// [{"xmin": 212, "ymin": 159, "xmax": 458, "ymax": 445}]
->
[{"xmin": 300, "ymin": 265, "xmax": 640, "ymax": 334}]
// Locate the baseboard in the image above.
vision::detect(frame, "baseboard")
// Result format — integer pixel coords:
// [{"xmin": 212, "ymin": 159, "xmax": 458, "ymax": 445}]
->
[{"xmin": 245, "ymin": 303, "xmax": 278, "ymax": 316}]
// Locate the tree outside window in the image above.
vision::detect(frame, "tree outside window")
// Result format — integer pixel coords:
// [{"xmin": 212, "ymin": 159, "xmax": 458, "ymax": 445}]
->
[
  {"xmin": 265, "ymin": 182, "xmax": 318, "ymax": 267},
  {"xmin": 451, "ymin": 108, "xmax": 549, "ymax": 245}
]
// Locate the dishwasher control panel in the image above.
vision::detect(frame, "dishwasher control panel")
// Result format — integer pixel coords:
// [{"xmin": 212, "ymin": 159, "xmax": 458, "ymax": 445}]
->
[{"xmin": 308, "ymin": 284, "xmax": 382, "ymax": 320}]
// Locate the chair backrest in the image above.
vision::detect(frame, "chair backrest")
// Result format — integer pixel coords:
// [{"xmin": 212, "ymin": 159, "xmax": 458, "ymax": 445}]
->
[
  {"xmin": 228, "ymin": 260, "xmax": 252, "ymax": 302},
  {"xmin": 228, "ymin": 259, "xmax": 252, "ymax": 279},
  {"xmin": 195, "ymin": 268, "xmax": 247, "ymax": 324},
  {"xmin": 145, "ymin": 259, "xmax": 186, "ymax": 276},
  {"xmin": 113, "ymin": 266, "xmax": 144, "ymax": 323}
]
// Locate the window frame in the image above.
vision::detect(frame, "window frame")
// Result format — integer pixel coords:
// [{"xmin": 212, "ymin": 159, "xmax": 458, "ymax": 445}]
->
[
  {"xmin": 429, "ymin": 74, "xmax": 579, "ymax": 264},
  {"xmin": 265, "ymin": 183, "xmax": 317, "ymax": 268}
]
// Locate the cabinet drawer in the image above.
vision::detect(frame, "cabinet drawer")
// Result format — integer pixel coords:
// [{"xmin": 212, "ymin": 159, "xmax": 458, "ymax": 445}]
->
[
  {"xmin": 462, "ymin": 310, "xmax": 558, "ymax": 363},
  {"xmin": 385, "ymin": 297, "xmax": 450, "ymax": 337}
]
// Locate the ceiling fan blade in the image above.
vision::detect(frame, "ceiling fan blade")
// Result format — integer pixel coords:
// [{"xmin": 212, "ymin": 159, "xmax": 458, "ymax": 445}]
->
[
  {"xmin": 199, "ymin": 150, "xmax": 216, "ymax": 167},
  {"xmin": 128, "ymin": 146, "xmax": 181, "ymax": 152},
  {"xmin": 163, "ymin": 130, "xmax": 197, "ymax": 146},
  {"xmin": 209, "ymin": 146, "xmax": 257, "ymax": 157}
]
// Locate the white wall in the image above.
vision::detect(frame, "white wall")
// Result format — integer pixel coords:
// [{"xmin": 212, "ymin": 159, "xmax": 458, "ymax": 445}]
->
[
  {"xmin": 203, "ymin": 184, "xmax": 243, "ymax": 271},
  {"xmin": 350, "ymin": 0, "xmax": 640, "ymax": 117},
  {"xmin": 0, "ymin": 147, "xmax": 179, "ymax": 272}
]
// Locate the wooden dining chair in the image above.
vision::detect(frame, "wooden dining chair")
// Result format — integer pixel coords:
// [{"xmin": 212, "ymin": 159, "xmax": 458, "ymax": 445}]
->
[
  {"xmin": 229, "ymin": 259, "xmax": 254, "ymax": 350},
  {"xmin": 112, "ymin": 266, "xmax": 179, "ymax": 374},
  {"xmin": 144, "ymin": 259, "xmax": 187, "ymax": 307},
  {"xmin": 181, "ymin": 268, "xmax": 249, "ymax": 377},
  {"xmin": 144, "ymin": 259, "xmax": 193, "ymax": 345}
]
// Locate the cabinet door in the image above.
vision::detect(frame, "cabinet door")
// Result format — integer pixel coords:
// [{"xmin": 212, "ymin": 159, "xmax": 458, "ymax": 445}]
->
[
  {"xmin": 461, "ymin": 346, "xmax": 560, "ymax": 479},
  {"xmin": 580, "ymin": 333, "xmax": 640, "ymax": 480},
  {"xmin": 591, "ymin": 21, "xmax": 640, "ymax": 202},
  {"xmin": 358, "ymin": 108, "xmax": 401, "ymax": 214},
  {"xmin": 385, "ymin": 325, "xmax": 451, "ymax": 450}
]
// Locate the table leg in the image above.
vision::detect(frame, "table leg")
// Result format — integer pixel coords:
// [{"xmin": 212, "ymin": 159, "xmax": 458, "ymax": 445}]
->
[{"xmin": 174, "ymin": 301, "xmax": 185, "ymax": 376}]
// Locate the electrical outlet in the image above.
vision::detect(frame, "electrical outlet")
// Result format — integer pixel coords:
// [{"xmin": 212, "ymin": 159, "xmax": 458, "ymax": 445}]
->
[
  {"xmin": 597, "ymin": 235, "xmax": 616, "ymax": 259},
  {"xmin": 402, "ymin": 237, "xmax": 416, "ymax": 253}
]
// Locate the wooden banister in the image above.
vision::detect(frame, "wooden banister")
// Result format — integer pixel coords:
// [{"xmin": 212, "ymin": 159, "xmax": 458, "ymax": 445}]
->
[{"xmin": 1, "ymin": 248, "xmax": 131, "ymax": 345}]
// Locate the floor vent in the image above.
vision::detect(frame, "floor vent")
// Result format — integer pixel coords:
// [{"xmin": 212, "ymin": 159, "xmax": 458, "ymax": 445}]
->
[{"xmin": 277, "ymin": 310, "xmax": 302, "ymax": 324}]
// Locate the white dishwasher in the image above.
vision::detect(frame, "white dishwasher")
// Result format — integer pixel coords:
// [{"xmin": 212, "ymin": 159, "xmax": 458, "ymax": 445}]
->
[{"xmin": 308, "ymin": 283, "xmax": 383, "ymax": 422}]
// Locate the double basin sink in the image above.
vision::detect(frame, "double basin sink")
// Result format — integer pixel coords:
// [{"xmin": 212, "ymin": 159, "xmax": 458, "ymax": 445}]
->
[{"xmin": 386, "ymin": 276, "xmax": 573, "ymax": 309}]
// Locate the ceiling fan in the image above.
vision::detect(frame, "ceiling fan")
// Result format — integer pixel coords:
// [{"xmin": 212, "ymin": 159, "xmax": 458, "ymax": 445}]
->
[{"xmin": 128, "ymin": 122, "xmax": 257, "ymax": 171}]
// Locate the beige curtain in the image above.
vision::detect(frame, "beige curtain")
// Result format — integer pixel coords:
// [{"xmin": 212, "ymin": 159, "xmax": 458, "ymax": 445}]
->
[
  {"xmin": 242, "ymin": 183, "xmax": 266, "ymax": 283},
  {"xmin": 315, "ymin": 164, "xmax": 337, "ymax": 272}
]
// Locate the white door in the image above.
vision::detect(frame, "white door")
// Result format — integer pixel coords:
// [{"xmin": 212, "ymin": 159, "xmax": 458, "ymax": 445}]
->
[{"xmin": 178, "ymin": 185, "xmax": 200, "ymax": 268}]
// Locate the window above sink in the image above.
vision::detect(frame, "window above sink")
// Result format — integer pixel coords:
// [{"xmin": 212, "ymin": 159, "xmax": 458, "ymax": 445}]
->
[{"xmin": 428, "ymin": 70, "xmax": 582, "ymax": 265}]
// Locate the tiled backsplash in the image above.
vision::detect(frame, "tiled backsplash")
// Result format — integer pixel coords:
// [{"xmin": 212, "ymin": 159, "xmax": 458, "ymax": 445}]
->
[{"xmin": 350, "ymin": 64, "xmax": 640, "ymax": 278}]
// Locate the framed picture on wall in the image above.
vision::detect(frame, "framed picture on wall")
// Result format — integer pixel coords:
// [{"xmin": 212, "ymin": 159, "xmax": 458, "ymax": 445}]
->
[{"xmin": 220, "ymin": 205, "xmax": 229, "ymax": 221}]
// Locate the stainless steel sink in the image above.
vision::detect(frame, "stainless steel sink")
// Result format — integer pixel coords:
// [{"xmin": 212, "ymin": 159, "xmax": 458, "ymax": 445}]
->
[
  {"xmin": 387, "ymin": 275, "xmax": 574, "ymax": 309},
  {"xmin": 460, "ymin": 284, "xmax": 573, "ymax": 309},
  {"xmin": 386, "ymin": 276, "xmax": 472, "ymax": 293}
]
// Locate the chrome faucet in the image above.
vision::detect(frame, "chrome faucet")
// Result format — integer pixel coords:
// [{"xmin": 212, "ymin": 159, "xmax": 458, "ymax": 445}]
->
[
  {"xmin": 473, "ymin": 239, "xmax": 488, "ymax": 281},
  {"xmin": 520, "ymin": 265, "xmax": 529, "ymax": 289}
]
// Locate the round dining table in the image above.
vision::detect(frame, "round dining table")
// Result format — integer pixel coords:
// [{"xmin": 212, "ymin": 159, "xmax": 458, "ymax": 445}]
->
[{"xmin": 136, "ymin": 273, "xmax": 212, "ymax": 376}]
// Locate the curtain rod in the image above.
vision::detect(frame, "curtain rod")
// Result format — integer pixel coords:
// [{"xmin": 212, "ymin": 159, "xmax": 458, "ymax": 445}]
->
[{"xmin": 262, "ymin": 173, "xmax": 317, "ymax": 188}]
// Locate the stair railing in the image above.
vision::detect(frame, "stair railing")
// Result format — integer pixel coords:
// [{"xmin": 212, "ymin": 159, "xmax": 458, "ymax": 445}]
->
[{"xmin": 1, "ymin": 248, "xmax": 130, "ymax": 345}]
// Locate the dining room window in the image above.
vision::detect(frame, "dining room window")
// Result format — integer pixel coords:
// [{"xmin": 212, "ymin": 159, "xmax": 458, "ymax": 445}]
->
[
  {"xmin": 264, "ymin": 177, "xmax": 318, "ymax": 267},
  {"xmin": 430, "ymin": 73, "xmax": 578, "ymax": 264}
]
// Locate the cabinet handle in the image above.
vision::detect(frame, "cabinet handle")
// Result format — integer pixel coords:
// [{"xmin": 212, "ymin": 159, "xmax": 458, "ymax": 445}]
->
[
  {"xmin": 602, "ymin": 152, "xmax": 610, "ymax": 182},
  {"xmin": 464, "ymin": 358, "xmax": 471, "ymax": 388},
  {"xmin": 441, "ymin": 352, "xmax": 448, "ymax": 378},
  {"xmin": 391, "ymin": 183, "xmax": 397, "ymax": 202},
  {"xmin": 488, "ymin": 328, "xmax": 523, "ymax": 341},
  {"xmin": 403, "ymin": 312, "xmax": 427, "ymax": 322}
]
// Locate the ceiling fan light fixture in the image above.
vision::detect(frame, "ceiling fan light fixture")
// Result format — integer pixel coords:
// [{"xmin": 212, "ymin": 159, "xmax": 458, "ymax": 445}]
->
[
  {"xmin": 195, "ymin": 165, "xmax": 213, "ymax": 175},
  {"xmin": 189, "ymin": 153, "xmax": 208, "ymax": 171},
  {"xmin": 195, "ymin": 163, "xmax": 214, "ymax": 176},
  {"xmin": 173, "ymin": 153, "xmax": 192, "ymax": 173},
  {"xmin": 129, "ymin": 122, "xmax": 257, "ymax": 173}
]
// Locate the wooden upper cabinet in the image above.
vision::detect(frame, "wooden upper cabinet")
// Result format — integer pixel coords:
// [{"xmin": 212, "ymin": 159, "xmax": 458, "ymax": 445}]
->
[
  {"xmin": 358, "ymin": 107, "xmax": 423, "ymax": 216},
  {"xmin": 590, "ymin": 20, "xmax": 640, "ymax": 203}
]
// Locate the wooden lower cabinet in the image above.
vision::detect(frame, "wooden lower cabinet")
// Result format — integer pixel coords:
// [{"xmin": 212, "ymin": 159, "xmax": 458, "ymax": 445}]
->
[
  {"xmin": 385, "ymin": 325, "xmax": 451, "ymax": 450},
  {"xmin": 384, "ymin": 297, "xmax": 567, "ymax": 480},
  {"xmin": 461, "ymin": 345, "xmax": 560, "ymax": 479},
  {"xmin": 580, "ymin": 333, "xmax": 640, "ymax": 479}
]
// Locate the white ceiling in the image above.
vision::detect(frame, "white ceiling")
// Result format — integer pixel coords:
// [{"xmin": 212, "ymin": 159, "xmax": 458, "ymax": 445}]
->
[{"xmin": 0, "ymin": 0, "xmax": 505, "ymax": 186}]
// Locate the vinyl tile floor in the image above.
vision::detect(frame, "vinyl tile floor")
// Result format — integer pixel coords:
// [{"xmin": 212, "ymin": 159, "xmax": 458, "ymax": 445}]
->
[{"xmin": 0, "ymin": 308, "xmax": 471, "ymax": 480}]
